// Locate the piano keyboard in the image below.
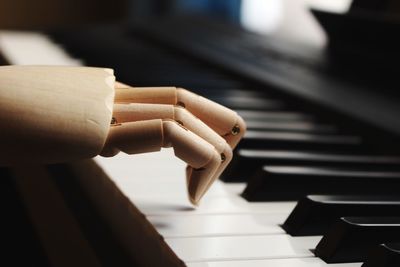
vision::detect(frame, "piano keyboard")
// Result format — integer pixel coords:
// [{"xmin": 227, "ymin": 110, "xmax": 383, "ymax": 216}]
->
[{"xmin": 1, "ymin": 27, "xmax": 400, "ymax": 267}]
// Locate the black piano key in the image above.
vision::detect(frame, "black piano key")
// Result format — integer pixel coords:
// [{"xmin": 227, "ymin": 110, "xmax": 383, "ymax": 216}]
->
[
  {"xmin": 210, "ymin": 96, "xmax": 284, "ymax": 110},
  {"xmin": 282, "ymin": 195, "xmax": 400, "ymax": 236},
  {"xmin": 118, "ymin": 68, "xmax": 243, "ymax": 89},
  {"xmin": 245, "ymin": 121, "xmax": 337, "ymax": 133},
  {"xmin": 237, "ymin": 110, "xmax": 312, "ymax": 121},
  {"xmin": 362, "ymin": 243, "xmax": 400, "ymax": 267},
  {"xmin": 198, "ymin": 89, "xmax": 264, "ymax": 99},
  {"xmin": 222, "ymin": 150, "xmax": 400, "ymax": 182},
  {"xmin": 238, "ymin": 131, "xmax": 363, "ymax": 151},
  {"xmin": 205, "ymin": 89, "xmax": 264, "ymax": 97},
  {"xmin": 51, "ymin": 30, "xmax": 249, "ymax": 89},
  {"xmin": 242, "ymin": 166, "xmax": 400, "ymax": 201},
  {"xmin": 315, "ymin": 217, "xmax": 400, "ymax": 263}
]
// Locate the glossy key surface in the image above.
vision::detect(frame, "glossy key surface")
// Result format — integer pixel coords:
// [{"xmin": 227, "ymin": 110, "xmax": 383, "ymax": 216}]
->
[
  {"xmin": 211, "ymin": 96, "xmax": 284, "ymax": 110},
  {"xmin": 315, "ymin": 217, "xmax": 400, "ymax": 263},
  {"xmin": 245, "ymin": 121, "xmax": 337, "ymax": 133},
  {"xmin": 243, "ymin": 166, "xmax": 400, "ymax": 201},
  {"xmin": 187, "ymin": 258, "xmax": 360, "ymax": 267},
  {"xmin": 237, "ymin": 111, "xmax": 312, "ymax": 121},
  {"xmin": 222, "ymin": 150, "xmax": 400, "ymax": 182},
  {"xmin": 148, "ymin": 213, "xmax": 286, "ymax": 238},
  {"xmin": 362, "ymin": 243, "xmax": 400, "ymax": 267},
  {"xmin": 166, "ymin": 234, "xmax": 320, "ymax": 262},
  {"xmin": 283, "ymin": 195, "xmax": 400, "ymax": 236},
  {"xmin": 238, "ymin": 131, "xmax": 362, "ymax": 151}
]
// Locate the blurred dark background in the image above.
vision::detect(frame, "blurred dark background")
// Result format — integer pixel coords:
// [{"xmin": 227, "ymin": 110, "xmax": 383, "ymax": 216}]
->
[
  {"xmin": 1, "ymin": 0, "xmax": 399, "ymax": 56},
  {"xmin": 0, "ymin": 0, "xmax": 127, "ymax": 29}
]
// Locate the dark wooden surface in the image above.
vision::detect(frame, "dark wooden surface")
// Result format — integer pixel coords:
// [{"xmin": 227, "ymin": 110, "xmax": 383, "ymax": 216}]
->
[
  {"xmin": 0, "ymin": 50, "xmax": 8, "ymax": 65},
  {"xmin": 0, "ymin": 0, "xmax": 127, "ymax": 30}
]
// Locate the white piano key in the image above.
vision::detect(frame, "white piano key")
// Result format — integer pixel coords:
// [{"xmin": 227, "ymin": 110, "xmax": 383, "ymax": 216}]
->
[
  {"xmin": 95, "ymin": 151, "xmax": 296, "ymax": 215},
  {"xmin": 113, "ymin": 181, "xmax": 187, "ymax": 197},
  {"xmin": 0, "ymin": 31, "xmax": 83, "ymax": 65},
  {"xmin": 187, "ymin": 258, "xmax": 361, "ymax": 267},
  {"xmin": 148, "ymin": 213, "xmax": 287, "ymax": 238},
  {"xmin": 245, "ymin": 201, "xmax": 297, "ymax": 213},
  {"xmin": 95, "ymin": 150, "xmax": 186, "ymax": 183},
  {"xmin": 134, "ymin": 195, "xmax": 295, "ymax": 216},
  {"xmin": 166, "ymin": 234, "xmax": 321, "ymax": 262},
  {"xmin": 115, "ymin": 180, "xmax": 233, "ymax": 198},
  {"xmin": 223, "ymin": 183, "xmax": 247, "ymax": 195}
]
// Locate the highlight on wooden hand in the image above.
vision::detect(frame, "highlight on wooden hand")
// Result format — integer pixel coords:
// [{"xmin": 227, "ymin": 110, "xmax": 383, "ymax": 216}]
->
[{"xmin": 0, "ymin": 66, "xmax": 246, "ymax": 205}]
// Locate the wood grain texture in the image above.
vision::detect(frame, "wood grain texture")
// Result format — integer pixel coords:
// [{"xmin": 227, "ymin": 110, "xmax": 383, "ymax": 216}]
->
[
  {"xmin": 115, "ymin": 86, "xmax": 177, "ymax": 104},
  {"xmin": 0, "ymin": 66, "xmax": 115, "ymax": 165}
]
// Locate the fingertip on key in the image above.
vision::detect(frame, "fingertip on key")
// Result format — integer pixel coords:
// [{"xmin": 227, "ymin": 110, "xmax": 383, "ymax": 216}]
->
[{"xmin": 186, "ymin": 152, "xmax": 220, "ymax": 206}]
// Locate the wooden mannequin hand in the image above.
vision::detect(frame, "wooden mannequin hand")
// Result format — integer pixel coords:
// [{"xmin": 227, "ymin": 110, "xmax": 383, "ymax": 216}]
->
[
  {"xmin": 0, "ymin": 66, "xmax": 245, "ymax": 206},
  {"xmin": 101, "ymin": 82, "xmax": 246, "ymax": 205}
]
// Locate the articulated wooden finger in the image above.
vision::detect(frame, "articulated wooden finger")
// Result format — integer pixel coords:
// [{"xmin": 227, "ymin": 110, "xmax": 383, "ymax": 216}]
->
[
  {"xmin": 100, "ymin": 119, "xmax": 163, "ymax": 157},
  {"xmin": 162, "ymin": 120, "xmax": 219, "ymax": 168},
  {"xmin": 112, "ymin": 103, "xmax": 174, "ymax": 122},
  {"xmin": 203, "ymin": 142, "xmax": 233, "ymax": 198},
  {"xmin": 162, "ymin": 121, "xmax": 221, "ymax": 205},
  {"xmin": 113, "ymin": 86, "xmax": 246, "ymax": 148},
  {"xmin": 113, "ymin": 103, "xmax": 234, "ymax": 180},
  {"xmin": 173, "ymin": 107, "xmax": 234, "ymax": 190},
  {"xmin": 173, "ymin": 106, "xmax": 228, "ymax": 153},
  {"xmin": 187, "ymin": 141, "xmax": 233, "ymax": 204},
  {"xmin": 223, "ymin": 115, "xmax": 246, "ymax": 148},
  {"xmin": 186, "ymin": 154, "xmax": 220, "ymax": 206},
  {"xmin": 115, "ymin": 87, "xmax": 177, "ymax": 105},
  {"xmin": 112, "ymin": 104, "xmax": 229, "ymax": 153},
  {"xmin": 101, "ymin": 119, "xmax": 222, "ymax": 204},
  {"xmin": 177, "ymin": 88, "xmax": 246, "ymax": 148}
]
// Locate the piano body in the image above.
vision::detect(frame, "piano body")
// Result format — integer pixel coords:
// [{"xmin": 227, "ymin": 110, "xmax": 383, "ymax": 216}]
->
[{"xmin": 1, "ymin": 0, "xmax": 400, "ymax": 266}]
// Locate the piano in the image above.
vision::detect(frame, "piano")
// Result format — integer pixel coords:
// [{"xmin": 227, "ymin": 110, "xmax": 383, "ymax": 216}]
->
[{"xmin": 1, "ymin": 2, "xmax": 400, "ymax": 266}]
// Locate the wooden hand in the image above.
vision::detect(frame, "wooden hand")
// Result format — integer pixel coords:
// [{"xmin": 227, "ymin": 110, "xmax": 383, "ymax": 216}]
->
[
  {"xmin": 102, "ymin": 83, "xmax": 246, "ymax": 205},
  {"xmin": 0, "ymin": 66, "xmax": 246, "ymax": 205}
]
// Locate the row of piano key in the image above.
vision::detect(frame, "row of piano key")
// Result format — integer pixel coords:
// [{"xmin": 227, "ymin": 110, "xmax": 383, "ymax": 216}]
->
[
  {"xmin": 94, "ymin": 82, "xmax": 400, "ymax": 266},
  {"xmin": 50, "ymin": 27, "xmax": 400, "ymax": 266},
  {"xmin": 206, "ymin": 85, "xmax": 400, "ymax": 266},
  {"xmin": 2, "ymin": 28, "xmax": 400, "ymax": 266}
]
